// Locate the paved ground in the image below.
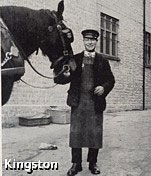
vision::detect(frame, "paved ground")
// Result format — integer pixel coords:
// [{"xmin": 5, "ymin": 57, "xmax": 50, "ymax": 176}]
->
[{"xmin": 2, "ymin": 110, "xmax": 151, "ymax": 176}]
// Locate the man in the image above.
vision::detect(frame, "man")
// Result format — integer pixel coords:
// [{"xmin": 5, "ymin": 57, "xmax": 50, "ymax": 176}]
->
[{"xmin": 62, "ymin": 29, "xmax": 115, "ymax": 175}]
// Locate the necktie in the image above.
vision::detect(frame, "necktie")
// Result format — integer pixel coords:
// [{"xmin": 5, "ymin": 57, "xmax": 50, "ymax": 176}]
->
[{"xmin": 84, "ymin": 51, "xmax": 95, "ymax": 58}]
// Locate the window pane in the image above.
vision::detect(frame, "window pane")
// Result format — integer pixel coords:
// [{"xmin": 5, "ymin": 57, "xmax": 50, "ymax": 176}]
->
[
  {"xmin": 106, "ymin": 16, "xmax": 111, "ymax": 30},
  {"xmin": 146, "ymin": 32, "xmax": 150, "ymax": 45},
  {"xmin": 148, "ymin": 47, "xmax": 151, "ymax": 64},
  {"xmin": 106, "ymin": 31, "xmax": 110, "ymax": 54},
  {"xmin": 149, "ymin": 34, "xmax": 151, "ymax": 44},
  {"xmin": 145, "ymin": 32, "xmax": 151, "ymax": 65},
  {"xmin": 100, "ymin": 29, "xmax": 104, "ymax": 53},
  {"xmin": 146, "ymin": 33, "xmax": 149, "ymax": 44},
  {"xmin": 145, "ymin": 46, "xmax": 150, "ymax": 64},
  {"xmin": 112, "ymin": 19, "xmax": 117, "ymax": 32},
  {"xmin": 101, "ymin": 16, "xmax": 105, "ymax": 28},
  {"xmin": 146, "ymin": 46, "xmax": 149, "ymax": 60},
  {"xmin": 145, "ymin": 33, "xmax": 148, "ymax": 44},
  {"xmin": 112, "ymin": 34, "xmax": 116, "ymax": 56}
]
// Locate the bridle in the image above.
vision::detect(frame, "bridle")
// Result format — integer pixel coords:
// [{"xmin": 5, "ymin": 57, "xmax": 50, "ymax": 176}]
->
[
  {"xmin": 50, "ymin": 12, "xmax": 73, "ymax": 76},
  {"xmin": 25, "ymin": 11, "xmax": 73, "ymax": 80},
  {"xmin": 52, "ymin": 13, "xmax": 69, "ymax": 56}
]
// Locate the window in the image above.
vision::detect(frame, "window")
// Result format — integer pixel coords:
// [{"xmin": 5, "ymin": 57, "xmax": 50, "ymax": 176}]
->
[
  {"xmin": 100, "ymin": 13, "xmax": 119, "ymax": 59},
  {"xmin": 145, "ymin": 32, "xmax": 151, "ymax": 67}
]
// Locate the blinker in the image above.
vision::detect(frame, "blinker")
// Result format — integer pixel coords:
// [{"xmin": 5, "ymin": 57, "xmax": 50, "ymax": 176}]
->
[{"xmin": 62, "ymin": 28, "xmax": 72, "ymax": 39}]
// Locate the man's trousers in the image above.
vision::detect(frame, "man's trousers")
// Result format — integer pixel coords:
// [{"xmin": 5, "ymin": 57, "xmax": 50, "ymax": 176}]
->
[{"xmin": 71, "ymin": 148, "xmax": 99, "ymax": 164}]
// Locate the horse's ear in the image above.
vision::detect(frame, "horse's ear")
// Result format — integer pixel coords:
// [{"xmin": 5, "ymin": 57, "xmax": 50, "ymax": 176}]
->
[{"xmin": 57, "ymin": 0, "xmax": 64, "ymax": 16}]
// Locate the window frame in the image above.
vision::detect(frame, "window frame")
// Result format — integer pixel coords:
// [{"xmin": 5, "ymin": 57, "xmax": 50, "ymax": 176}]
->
[{"xmin": 100, "ymin": 13, "xmax": 120, "ymax": 61}]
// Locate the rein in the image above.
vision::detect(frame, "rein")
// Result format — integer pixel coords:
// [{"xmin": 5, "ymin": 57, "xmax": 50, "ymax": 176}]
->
[
  {"xmin": 25, "ymin": 58, "xmax": 53, "ymax": 79},
  {"xmin": 19, "ymin": 11, "xmax": 72, "ymax": 89},
  {"xmin": 20, "ymin": 78, "xmax": 57, "ymax": 89}
]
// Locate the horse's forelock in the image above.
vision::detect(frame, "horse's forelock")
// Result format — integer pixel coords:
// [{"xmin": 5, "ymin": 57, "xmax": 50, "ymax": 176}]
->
[{"xmin": 51, "ymin": 10, "xmax": 63, "ymax": 22}]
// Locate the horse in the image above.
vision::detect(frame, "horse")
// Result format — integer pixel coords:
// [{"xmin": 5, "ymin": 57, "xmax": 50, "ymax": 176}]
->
[{"xmin": 0, "ymin": 0, "xmax": 74, "ymax": 105}]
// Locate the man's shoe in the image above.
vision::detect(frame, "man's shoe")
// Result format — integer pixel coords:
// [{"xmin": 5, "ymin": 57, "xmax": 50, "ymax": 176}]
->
[
  {"xmin": 89, "ymin": 163, "xmax": 100, "ymax": 175},
  {"xmin": 67, "ymin": 163, "xmax": 82, "ymax": 176}
]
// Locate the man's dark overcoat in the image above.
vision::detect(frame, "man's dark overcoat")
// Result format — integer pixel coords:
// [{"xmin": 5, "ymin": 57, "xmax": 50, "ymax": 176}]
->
[
  {"xmin": 55, "ymin": 51, "xmax": 115, "ymax": 148},
  {"xmin": 66, "ymin": 52, "xmax": 115, "ymax": 113}
]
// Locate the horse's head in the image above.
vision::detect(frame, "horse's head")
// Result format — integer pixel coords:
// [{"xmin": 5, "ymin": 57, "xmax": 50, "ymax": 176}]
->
[
  {"xmin": 0, "ymin": 1, "xmax": 74, "ymax": 85},
  {"xmin": 39, "ymin": 0, "xmax": 74, "ymax": 68}
]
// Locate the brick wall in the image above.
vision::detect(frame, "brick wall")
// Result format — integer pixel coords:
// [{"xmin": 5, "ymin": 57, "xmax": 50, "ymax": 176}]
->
[
  {"xmin": 95, "ymin": 0, "xmax": 147, "ymax": 111},
  {"xmin": 1, "ymin": 0, "xmax": 151, "ymax": 126}
]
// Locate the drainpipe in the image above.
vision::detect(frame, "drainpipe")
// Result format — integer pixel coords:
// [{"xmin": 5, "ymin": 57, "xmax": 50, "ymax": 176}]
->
[{"xmin": 143, "ymin": 0, "xmax": 146, "ymax": 110}]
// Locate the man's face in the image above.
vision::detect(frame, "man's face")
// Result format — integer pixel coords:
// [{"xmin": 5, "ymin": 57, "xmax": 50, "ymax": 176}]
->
[{"xmin": 83, "ymin": 37, "xmax": 97, "ymax": 52}]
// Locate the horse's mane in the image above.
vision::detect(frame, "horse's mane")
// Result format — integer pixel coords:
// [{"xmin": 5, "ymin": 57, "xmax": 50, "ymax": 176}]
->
[{"xmin": 0, "ymin": 6, "xmax": 56, "ymax": 34}]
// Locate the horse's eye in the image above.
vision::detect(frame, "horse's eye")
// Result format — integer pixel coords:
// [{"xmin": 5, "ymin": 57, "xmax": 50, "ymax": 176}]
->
[{"xmin": 48, "ymin": 26, "xmax": 53, "ymax": 32}]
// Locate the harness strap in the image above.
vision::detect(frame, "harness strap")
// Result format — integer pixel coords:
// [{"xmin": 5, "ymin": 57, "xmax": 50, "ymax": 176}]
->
[
  {"xmin": 57, "ymin": 25, "xmax": 68, "ymax": 55},
  {"xmin": 52, "ymin": 13, "xmax": 68, "ymax": 56},
  {"xmin": 1, "ymin": 18, "xmax": 25, "ymax": 78}
]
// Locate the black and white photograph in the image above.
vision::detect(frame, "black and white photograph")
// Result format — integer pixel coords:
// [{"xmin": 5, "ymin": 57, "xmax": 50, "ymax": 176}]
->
[{"xmin": 1, "ymin": 0, "xmax": 151, "ymax": 175}]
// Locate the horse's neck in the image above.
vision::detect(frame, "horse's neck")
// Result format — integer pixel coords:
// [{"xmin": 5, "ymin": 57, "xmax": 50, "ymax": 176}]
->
[{"xmin": 1, "ymin": 6, "xmax": 41, "ymax": 57}]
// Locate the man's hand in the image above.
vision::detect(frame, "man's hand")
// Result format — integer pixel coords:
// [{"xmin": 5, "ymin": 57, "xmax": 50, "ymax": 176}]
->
[{"xmin": 94, "ymin": 86, "xmax": 104, "ymax": 96}]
